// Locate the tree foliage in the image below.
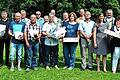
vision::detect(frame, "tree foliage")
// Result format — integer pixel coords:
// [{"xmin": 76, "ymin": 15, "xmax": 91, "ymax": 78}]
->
[{"xmin": 0, "ymin": 0, "xmax": 120, "ymax": 18}]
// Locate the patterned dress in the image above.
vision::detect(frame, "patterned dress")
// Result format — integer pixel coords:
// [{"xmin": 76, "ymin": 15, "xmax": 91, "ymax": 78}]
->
[{"xmin": 94, "ymin": 23, "xmax": 109, "ymax": 55}]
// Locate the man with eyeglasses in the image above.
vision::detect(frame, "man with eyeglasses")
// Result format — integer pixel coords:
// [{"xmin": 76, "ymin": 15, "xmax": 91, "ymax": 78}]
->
[{"xmin": 36, "ymin": 11, "xmax": 45, "ymax": 66}]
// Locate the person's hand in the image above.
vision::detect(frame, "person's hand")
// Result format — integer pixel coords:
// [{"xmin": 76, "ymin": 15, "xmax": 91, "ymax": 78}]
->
[
  {"xmin": 47, "ymin": 34, "xmax": 52, "ymax": 38},
  {"xmin": 26, "ymin": 42, "xmax": 30, "ymax": 48},
  {"xmin": 59, "ymin": 39, "xmax": 63, "ymax": 43},
  {"xmin": 18, "ymin": 35, "xmax": 23, "ymax": 40},
  {"xmin": 94, "ymin": 43, "xmax": 97, "ymax": 48},
  {"xmin": 86, "ymin": 38, "xmax": 90, "ymax": 42}
]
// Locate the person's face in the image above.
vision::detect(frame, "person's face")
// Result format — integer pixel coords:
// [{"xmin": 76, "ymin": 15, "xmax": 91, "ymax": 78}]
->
[
  {"xmin": 30, "ymin": 15, "xmax": 36, "ymax": 24},
  {"xmin": 99, "ymin": 14, "xmax": 104, "ymax": 21},
  {"xmin": 1, "ymin": 12, "xmax": 7, "ymax": 19},
  {"xmin": 21, "ymin": 12, "xmax": 26, "ymax": 19},
  {"xmin": 63, "ymin": 13, "xmax": 68, "ymax": 20},
  {"xmin": 80, "ymin": 9, "xmax": 85, "ymax": 16},
  {"xmin": 70, "ymin": 14, "xmax": 75, "ymax": 22},
  {"xmin": 44, "ymin": 16, "xmax": 49, "ymax": 23},
  {"xmin": 107, "ymin": 11, "xmax": 112, "ymax": 18},
  {"xmin": 36, "ymin": 12, "xmax": 41, "ymax": 19},
  {"xmin": 51, "ymin": 10, "xmax": 55, "ymax": 16},
  {"xmin": 85, "ymin": 12, "xmax": 91, "ymax": 19},
  {"xmin": 49, "ymin": 15, "xmax": 54, "ymax": 22},
  {"xmin": 15, "ymin": 14, "xmax": 21, "ymax": 22},
  {"xmin": 116, "ymin": 20, "xmax": 120, "ymax": 28}
]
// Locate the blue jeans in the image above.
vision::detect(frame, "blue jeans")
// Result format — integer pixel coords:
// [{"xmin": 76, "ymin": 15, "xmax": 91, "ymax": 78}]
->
[
  {"xmin": 26, "ymin": 41, "xmax": 39, "ymax": 68},
  {"xmin": 112, "ymin": 47, "xmax": 120, "ymax": 72},
  {"xmin": 10, "ymin": 43, "xmax": 23, "ymax": 61},
  {"xmin": 63, "ymin": 42, "xmax": 77, "ymax": 68}
]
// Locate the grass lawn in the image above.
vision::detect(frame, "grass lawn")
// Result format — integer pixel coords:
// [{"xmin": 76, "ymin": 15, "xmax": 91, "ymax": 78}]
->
[{"xmin": 0, "ymin": 43, "xmax": 120, "ymax": 80}]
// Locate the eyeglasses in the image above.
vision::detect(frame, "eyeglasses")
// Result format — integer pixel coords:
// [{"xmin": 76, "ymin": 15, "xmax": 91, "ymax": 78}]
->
[{"xmin": 36, "ymin": 14, "xmax": 41, "ymax": 15}]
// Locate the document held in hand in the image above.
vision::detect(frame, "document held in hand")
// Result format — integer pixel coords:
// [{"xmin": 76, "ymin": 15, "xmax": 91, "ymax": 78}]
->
[
  {"xmin": 63, "ymin": 38, "xmax": 79, "ymax": 42},
  {"xmin": 0, "ymin": 24, "xmax": 6, "ymax": 37},
  {"xmin": 104, "ymin": 29, "xmax": 120, "ymax": 38}
]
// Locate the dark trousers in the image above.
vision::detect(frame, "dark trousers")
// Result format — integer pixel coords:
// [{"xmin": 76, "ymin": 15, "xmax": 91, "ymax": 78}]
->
[
  {"xmin": 0, "ymin": 38, "xmax": 10, "ymax": 66},
  {"xmin": 39, "ymin": 38, "xmax": 45, "ymax": 65},
  {"xmin": 45, "ymin": 45, "xmax": 58, "ymax": 66}
]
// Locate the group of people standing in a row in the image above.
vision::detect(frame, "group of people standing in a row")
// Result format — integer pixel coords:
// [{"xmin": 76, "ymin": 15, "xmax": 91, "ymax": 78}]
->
[{"xmin": 0, "ymin": 8, "xmax": 120, "ymax": 74}]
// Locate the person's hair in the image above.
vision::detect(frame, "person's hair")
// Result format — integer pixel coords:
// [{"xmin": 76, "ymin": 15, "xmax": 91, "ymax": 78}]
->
[
  {"xmin": 107, "ymin": 9, "xmax": 113, "ymax": 13},
  {"xmin": 49, "ymin": 13, "xmax": 54, "ymax": 16},
  {"xmin": 85, "ymin": 11, "xmax": 91, "ymax": 15},
  {"xmin": 114, "ymin": 16, "xmax": 120, "ymax": 25},
  {"xmin": 63, "ymin": 11, "xmax": 68, "ymax": 15},
  {"xmin": 20, "ymin": 10, "xmax": 26, "ymax": 13},
  {"xmin": 79, "ymin": 9, "xmax": 84, "ymax": 12},
  {"xmin": 1, "ymin": 10, "xmax": 8, "ymax": 15},
  {"xmin": 69, "ymin": 12, "xmax": 77, "ymax": 21},
  {"xmin": 36, "ymin": 11, "xmax": 41, "ymax": 14},
  {"xmin": 96, "ymin": 13, "xmax": 105, "ymax": 24}
]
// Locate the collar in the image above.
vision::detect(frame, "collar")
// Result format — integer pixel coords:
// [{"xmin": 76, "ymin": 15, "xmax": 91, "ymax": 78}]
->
[
  {"xmin": 84, "ymin": 19, "xmax": 91, "ymax": 23},
  {"xmin": 2, "ymin": 18, "xmax": 8, "ymax": 22},
  {"xmin": 15, "ymin": 20, "xmax": 21, "ymax": 23},
  {"xmin": 29, "ymin": 23, "xmax": 37, "ymax": 26}
]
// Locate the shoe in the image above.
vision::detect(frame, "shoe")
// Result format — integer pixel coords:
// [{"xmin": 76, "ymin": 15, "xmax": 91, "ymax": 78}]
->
[
  {"xmin": 103, "ymin": 68, "xmax": 107, "ymax": 73},
  {"xmin": 18, "ymin": 67, "xmax": 22, "ymax": 71},
  {"xmin": 33, "ymin": 67, "xmax": 38, "ymax": 71},
  {"xmin": 63, "ymin": 66, "xmax": 68, "ymax": 69},
  {"xmin": 26, "ymin": 68, "xmax": 30, "ymax": 72},
  {"xmin": 81, "ymin": 68, "xmax": 85, "ymax": 71},
  {"xmin": 46, "ymin": 66, "xmax": 50, "ymax": 70},
  {"xmin": 10, "ymin": 66, "xmax": 14, "ymax": 72},
  {"xmin": 55, "ymin": 65, "xmax": 59, "ymax": 70},
  {"xmin": 88, "ymin": 68, "xmax": 93, "ymax": 71},
  {"xmin": 40, "ymin": 63, "xmax": 43, "ymax": 66},
  {"xmin": 113, "ymin": 71, "xmax": 116, "ymax": 74},
  {"xmin": 0, "ymin": 64, "xmax": 3, "ymax": 67},
  {"xmin": 97, "ymin": 69, "xmax": 100, "ymax": 72},
  {"xmin": 68, "ymin": 67, "xmax": 73, "ymax": 70}
]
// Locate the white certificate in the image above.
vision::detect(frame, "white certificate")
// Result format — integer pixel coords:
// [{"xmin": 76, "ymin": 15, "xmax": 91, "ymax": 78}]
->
[
  {"xmin": 14, "ymin": 32, "xmax": 23, "ymax": 40},
  {"xmin": 104, "ymin": 29, "xmax": 120, "ymax": 38},
  {"xmin": 63, "ymin": 38, "xmax": 79, "ymax": 42},
  {"xmin": 0, "ymin": 24, "xmax": 6, "ymax": 37}
]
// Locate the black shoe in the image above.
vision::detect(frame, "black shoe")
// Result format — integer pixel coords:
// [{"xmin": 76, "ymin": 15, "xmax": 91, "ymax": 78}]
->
[
  {"xmin": 88, "ymin": 68, "xmax": 93, "ymax": 71},
  {"xmin": 0, "ymin": 64, "xmax": 3, "ymax": 67},
  {"xmin": 81, "ymin": 68, "xmax": 85, "ymax": 71}
]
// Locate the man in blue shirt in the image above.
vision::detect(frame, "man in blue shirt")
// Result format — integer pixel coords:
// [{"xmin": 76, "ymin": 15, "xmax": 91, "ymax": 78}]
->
[
  {"xmin": 78, "ymin": 11, "xmax": 95, "ymax": 70},
  {"xmin": 36, "ymin": 11, "xmax": 45, "ymax": 66},
  {"xmin": 36, "ymin": 11, "xmax": 44, "ymax": 27},
  {"xmin": 9, "ymin": 12, "xmax": 25, "ymax": 71}
]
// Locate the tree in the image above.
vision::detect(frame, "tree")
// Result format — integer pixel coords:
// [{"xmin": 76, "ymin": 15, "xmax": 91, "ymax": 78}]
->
[{"xmin": 0, "ymin": 0, "xmax": 120, "ymax": 18}]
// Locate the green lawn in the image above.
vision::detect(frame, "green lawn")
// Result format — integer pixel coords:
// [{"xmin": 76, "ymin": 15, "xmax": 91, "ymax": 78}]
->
[{"xmin": 0, "ymin": 43, "xmax": 120, "ymax": 80}]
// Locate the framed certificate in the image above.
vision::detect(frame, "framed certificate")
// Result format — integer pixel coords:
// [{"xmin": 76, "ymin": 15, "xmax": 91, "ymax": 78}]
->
[{"xmin": 63, "ymin": 38, "xmax": 79, "ymax": 42}]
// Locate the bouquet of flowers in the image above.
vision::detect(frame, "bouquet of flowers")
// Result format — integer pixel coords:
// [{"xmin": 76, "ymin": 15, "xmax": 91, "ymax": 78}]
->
[{"xmin": 48, "ymin": 26, "xmax": 66, "ymax": 39}]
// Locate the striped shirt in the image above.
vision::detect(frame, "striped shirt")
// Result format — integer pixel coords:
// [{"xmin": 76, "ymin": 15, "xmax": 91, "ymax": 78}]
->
[{"xmin": 24, "ymin": 23, "xmax": 41, "ymax": 41}]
